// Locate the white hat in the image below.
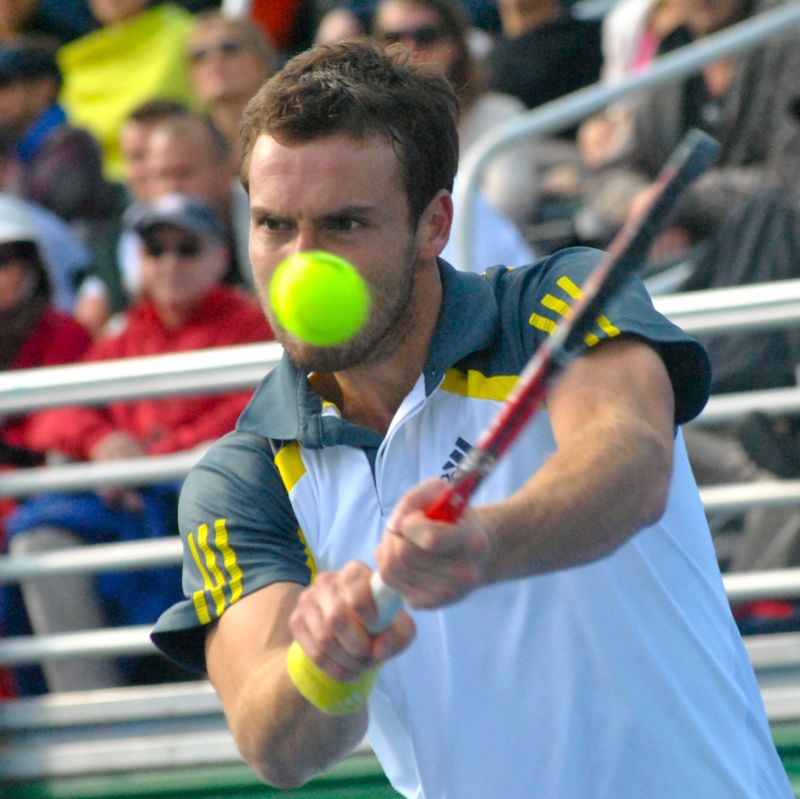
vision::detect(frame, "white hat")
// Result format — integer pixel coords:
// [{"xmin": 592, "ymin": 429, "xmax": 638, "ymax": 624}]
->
[{"xmin": 0, "ymin": 193, "xmax": 39, "ymax": 246}]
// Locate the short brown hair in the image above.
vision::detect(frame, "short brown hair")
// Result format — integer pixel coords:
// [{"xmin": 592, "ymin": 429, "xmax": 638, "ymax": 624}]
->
[{"xmin": 239, "ymin": 38, "xmax": 459, "ymax": 226}]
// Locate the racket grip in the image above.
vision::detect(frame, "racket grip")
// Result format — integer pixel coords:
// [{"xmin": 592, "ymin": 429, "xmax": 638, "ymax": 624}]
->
[{"xmin": 368, "ymin": 572, "xmax": 404, "ymax": 634}]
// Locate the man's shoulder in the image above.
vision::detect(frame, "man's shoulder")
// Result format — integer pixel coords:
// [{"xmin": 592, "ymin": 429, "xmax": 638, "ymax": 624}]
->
[{"xmin": 183, "ymin": 431, "xmax": 281, "ymax": 502}]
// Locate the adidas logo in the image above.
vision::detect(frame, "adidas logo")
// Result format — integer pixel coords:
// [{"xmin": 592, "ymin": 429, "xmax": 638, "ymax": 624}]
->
[{"xmin": 440, "ymin": 436, "xmax": 473, "ymax": 480}]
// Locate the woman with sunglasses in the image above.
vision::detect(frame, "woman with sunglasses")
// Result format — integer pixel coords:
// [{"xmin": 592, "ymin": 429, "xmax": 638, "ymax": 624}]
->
[
  {"xmin": 372, "ymin": 0, "xmax": 541, "ymax": 238},
  {"xmin": 187, "ymin": 11, "xmax": 278, "ymax": 163}
]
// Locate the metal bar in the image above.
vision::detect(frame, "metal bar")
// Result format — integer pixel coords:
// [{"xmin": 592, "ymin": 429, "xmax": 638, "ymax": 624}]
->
[
  {"xmin": 0, "ymin": 626, "xmax": 156, "ymax": 665},
  {"xmin": 0, "ymin": 340, "xmax": 282, "ymax": 414},
  {"xmin": 694, "ymin": 386, "xmax": 800, "ymax": 427},
  {"xmin": 453, "ymin": 2, "xmax": 800, "ymax": 271},
  {"xmin": 0, "ymin": 538, "xmax": 182, "ymax": 583},
  {"xmin": 0, "ymin": 449, "xmax": 202, "ymax": 498}
]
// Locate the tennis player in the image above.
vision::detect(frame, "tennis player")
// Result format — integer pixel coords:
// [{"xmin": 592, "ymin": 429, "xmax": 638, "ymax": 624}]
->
[{"xmin": 153, "ymin": 39, "xmax": 792, "ymax": 798}]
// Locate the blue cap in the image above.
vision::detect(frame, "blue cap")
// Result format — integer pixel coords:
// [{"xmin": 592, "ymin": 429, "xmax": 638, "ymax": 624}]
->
[{"xmin": 124, "ymin": 193, "xmax": 228, "ymax": 242}]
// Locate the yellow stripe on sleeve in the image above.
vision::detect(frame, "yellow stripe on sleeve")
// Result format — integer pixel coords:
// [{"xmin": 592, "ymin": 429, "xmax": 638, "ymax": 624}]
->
[
  {"xmin": 556, "ymin": 275, "xmax": 582, "ymax": 299},
  {"xmin": 540, "ymin": 293, "xmax": 571, "ymax": 318},
  {"xmin": 529, "ymin": 312, "xmax": 557, "ymax": 335},
  {"xmin": 187, "ymin": 531, "xmax": 213, "ymax": 625},
  {"xmin": 555, "ymin": 275, "xmax": 621, "ymax": 346},
  {"xmin": 197, "ymin": 522, "xmax": 227, "ymax": 617},
  {"xmin": 440, "ymin": 368, "xmax": 517, "ymax": 401},
  {"xmin": 275, "ymin": 442, "xmax": 317, "ymax": 577},
  {"xmin": 214, "ymin": 519, "xmax": 243, "ymax": 605}
]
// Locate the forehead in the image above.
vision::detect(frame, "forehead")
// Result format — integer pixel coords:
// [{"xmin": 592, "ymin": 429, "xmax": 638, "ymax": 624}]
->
[
  {"xmin": 248, "ymin": 133, "xmax": 404, "ymax": 211},
  {"xmin": 377, "ymin": 1, "xmax": 440, "ymax": 26},
  {"xmin": 190, "ymin": 18, "xmax": 241, "ymax": 44}
]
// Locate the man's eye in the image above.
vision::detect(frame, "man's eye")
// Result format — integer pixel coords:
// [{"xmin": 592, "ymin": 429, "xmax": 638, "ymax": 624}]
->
[
  {"xmin": 329, "ymin": 217, "xmax": 360, "ymax": 231},
  {"xmin": 260, "ymin": 217, "xmax": 289, "ymax": 231}
]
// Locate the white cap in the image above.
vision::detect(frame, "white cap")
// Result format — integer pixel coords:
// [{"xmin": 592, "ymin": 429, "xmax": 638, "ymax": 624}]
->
[{"xmin": 0, "ymin": 193, "xmax": 39, "ymax": 246}]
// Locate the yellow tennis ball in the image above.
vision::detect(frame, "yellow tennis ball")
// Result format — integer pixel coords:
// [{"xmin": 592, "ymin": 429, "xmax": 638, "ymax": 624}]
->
[{"xmin": 270, "ymin": 251, "xmax": 370, "ymax": 346}]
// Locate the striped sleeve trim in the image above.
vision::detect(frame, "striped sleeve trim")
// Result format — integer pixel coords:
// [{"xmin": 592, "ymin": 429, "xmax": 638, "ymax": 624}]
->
[
  {"xmin": 188, "ymin": 518, "xmax": 243, "ymax": 625},
  {"xmin": 528, "ymin": 274, "xmax": 620, "ymax": 346}
]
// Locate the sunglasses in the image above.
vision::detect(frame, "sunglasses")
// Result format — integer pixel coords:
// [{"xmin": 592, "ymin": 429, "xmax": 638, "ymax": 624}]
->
[
  {"xmin": 380, "ymin": 24, "xmax": 446, "ymax": 47},
  {"xmin": 188, "ymin": 39, "xmax": 247, "ymax": 65},
  {"xmin": 143, "ymin": 239, "xmax": 202, "ymax": 259}
]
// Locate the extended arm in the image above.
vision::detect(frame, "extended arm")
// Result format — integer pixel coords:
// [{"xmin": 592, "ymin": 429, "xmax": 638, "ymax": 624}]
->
[
  {"xmin": 206, "ymin": 569, "xmax": 414, "ymax": 789},
  {"xmin": 375, "ymin": 335, "xmax": 676, "ymax": 606}
]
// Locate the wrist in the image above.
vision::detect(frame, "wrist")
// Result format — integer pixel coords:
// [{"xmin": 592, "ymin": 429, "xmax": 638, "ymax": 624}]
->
[{"xmin": 286, "ymin": 640, "xmax": 377, "ymax": 716}]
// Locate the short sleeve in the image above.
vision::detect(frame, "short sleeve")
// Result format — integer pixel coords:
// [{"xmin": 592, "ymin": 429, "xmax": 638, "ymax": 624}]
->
[
  {"xmin": 487, "ymin": 247, "xmax": 712, "ymax": 425},
  {"xmin": 151, "ymin": 432, "xmax": 313, "ymax": 673}
]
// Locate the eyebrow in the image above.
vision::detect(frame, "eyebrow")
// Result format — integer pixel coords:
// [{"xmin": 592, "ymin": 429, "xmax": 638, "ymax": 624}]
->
[{"xmin": 251, "ymin": 204, "xmax": 378, "ymax": 222}]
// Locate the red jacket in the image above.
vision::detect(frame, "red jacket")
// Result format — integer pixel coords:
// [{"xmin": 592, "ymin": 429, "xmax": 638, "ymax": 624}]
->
[
  {"xmin": 2, "ymin": 309, "xmax": 92, "ymax": 452},
  {"xmin": 29, "ymin": 287, "xmax": 273, "ymax": 460}
]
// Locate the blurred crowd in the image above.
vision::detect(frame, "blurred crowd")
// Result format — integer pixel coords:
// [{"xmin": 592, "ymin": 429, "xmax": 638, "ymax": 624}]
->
[{"xmin": 1, "ymin": 0, "xmax": 800, "ymax": 698}]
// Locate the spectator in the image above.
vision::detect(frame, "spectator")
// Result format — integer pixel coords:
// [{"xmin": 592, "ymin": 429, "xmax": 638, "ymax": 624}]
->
[
  {"xmin": 146, "ymin": 112, "xmax": 252, "ymax": 287},
  {"xmin": 57, "ymin": 0, "xmax": 196, "ymax": 181},
  {"xmin": 0, "ymin": 124, "xmax": 91, "ymax": 313},
  {"xmin": 578, "ymin": 0, "xmax": 694, "ymax": 170},
  {"xmin": 76, "ymin": 110, "xmax": 245, "ymax": 339},
  {"xmin": 0, "ymin": 39, "xmax": 116, "ymax": 235},
  {"xmin": 119, "ymin": 98, "xmax": 191, "ymax": 205},
  {"xmin": 5, "ymin": 193, "xmax": 273, "ymax": 694},
  {"xmin": 0, "ymin": 195, "xmax": 91, "ymax": 698},
  {"xmin": 187, "ymin": 10, "xmax": 278, "ymax": 163},
  {"xmin": 372, "ymin": 0, "xmax": 535, "ymax": 269},
  {"xmin": 0, "ymin": 0, "xmax": 95, "ymax": 46},
  {"xmin": 313, "ymin": 5, "xmax": 367, "ymax": 43},
  {"xmin": 486, "ymin": 0, "xmax": 602, "ymax": 133},
  {"xmin": 580, "ymin": 0, "xmax": 786, "ymax": 255},
  {"xmin": 73, "ymin": 98, "xmax": 191, "ymax": 338}
]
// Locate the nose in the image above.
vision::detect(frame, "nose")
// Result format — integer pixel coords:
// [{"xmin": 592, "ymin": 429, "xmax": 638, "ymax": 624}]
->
[{"xmin": 292, "ymin": 229, "xmax": 322, "ymax": 254}]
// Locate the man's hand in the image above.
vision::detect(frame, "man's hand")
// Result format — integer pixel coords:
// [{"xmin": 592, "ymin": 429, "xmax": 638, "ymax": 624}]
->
[
  {"xmin": 375, "ymin": 477, "xmax": 491, "ymax": 610},
  {"xmin": 89, "ymin": 430, "xmax": 146, "ymax": 461},
  {"xmin": 289, "ymin": 561, "xmax": 415, "ymax": 681},
  {"xmin": 89, "ymin": 431, "xmax": 147, "ymax": 511}
]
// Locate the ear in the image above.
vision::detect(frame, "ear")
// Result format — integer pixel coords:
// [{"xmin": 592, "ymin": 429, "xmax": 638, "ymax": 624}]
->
[{"xmin": 415, "ymin": 189, "xmax": 453, "ymax": 260}]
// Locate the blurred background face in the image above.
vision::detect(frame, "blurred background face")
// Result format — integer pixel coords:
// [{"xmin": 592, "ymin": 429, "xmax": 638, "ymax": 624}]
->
[
  {"xmin": 119, "ymin": 119, "xmax": 156, "ymax": 202},
  {"xmin": 138, "ymin": 225, "xmax": 226, "ymax": 317},
  {"xmin": 684, "ymin": 0, "xmax": 750, "ymax": 34},
  {"xmin": 188, "ymin": 19, "xmax": 272, "ymax": 106},
  {"xmin": 0, "ymin": 260, "xmax": 28, "ymax": 309},
  {"xmin": 374, "ymin": 1, "xmax": 457, "ymax": 73},
  {"xmin": 0, "ymin": 0, "xmax": 38, "ymax": 35},
  {"xmin": 89, "ymin": 0, "xmax": 148, "ymax": 26},
  {"xmin": 146, "ymin": 122, "xmax": 233, "ymax": 212},
  {"xmin": 0, "ymin": 76, "xmax": 54, "ymax": 136},
  {"xmin": 0, "ymin": 243, "xmax": 37, "ymax": 311}
]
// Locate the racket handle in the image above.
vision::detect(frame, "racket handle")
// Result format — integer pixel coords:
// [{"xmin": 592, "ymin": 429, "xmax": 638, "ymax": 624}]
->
[{"xmin": 368, "ymin": 571, "xmax": 404, "ymax": 633}]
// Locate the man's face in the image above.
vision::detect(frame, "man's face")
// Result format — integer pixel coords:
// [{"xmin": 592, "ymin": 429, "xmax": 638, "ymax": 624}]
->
[
  {"xmin": 247, "ymin": 133, "xmax": 437, "ymax": 373},
  {"xmin": 188, "ymin": 21, "xmax": 269, "ymax": 106},
  {"xmin": 138, "ymin": 224, "xmax": 226, "ymax": 323},
  {"xmin": 373, "ymin": 2, "xmax": 457, "ymax": 75},
  {"xmin": 147, "ymin": 125, "xmax": 233, "ymax": 213},
  {"xmin": 0, "ymin": 78, "xmax": 50, "ymax": 136}
]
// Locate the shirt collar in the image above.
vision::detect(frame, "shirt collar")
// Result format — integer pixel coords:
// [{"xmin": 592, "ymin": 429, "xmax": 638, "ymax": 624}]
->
[{"xmin": 237, "ymin": 259, "xmax": 499, "ymax": 447}]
